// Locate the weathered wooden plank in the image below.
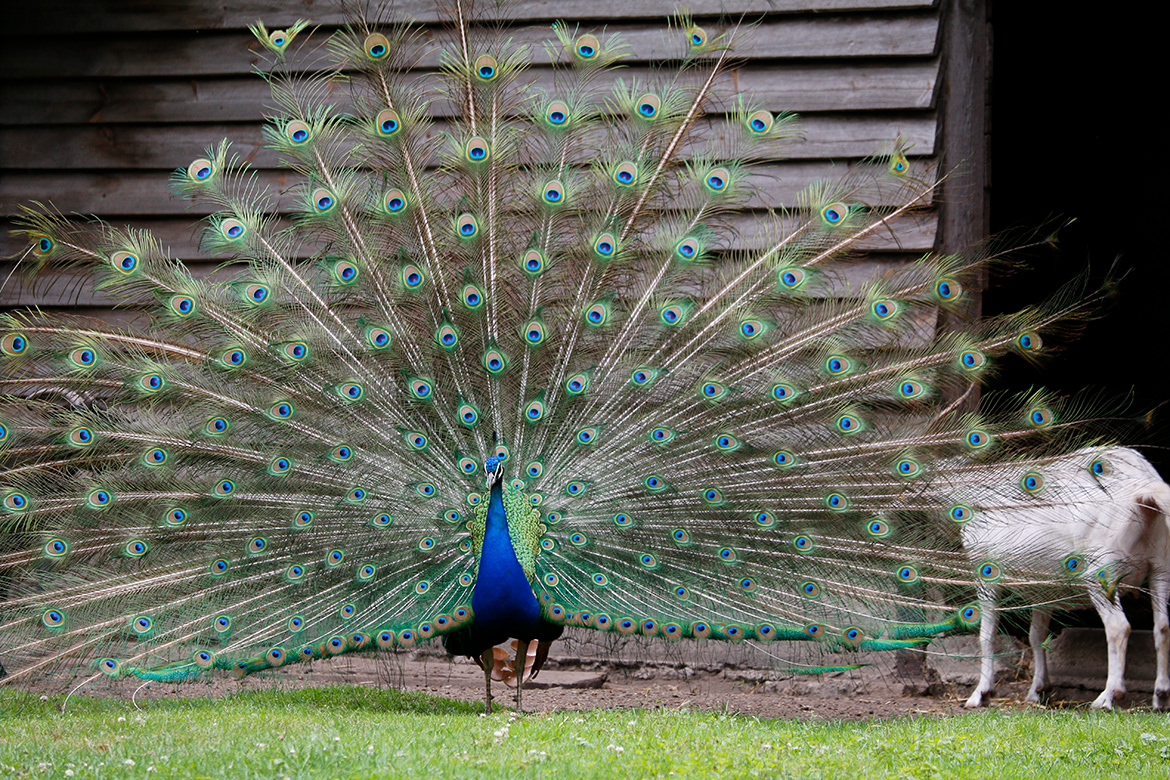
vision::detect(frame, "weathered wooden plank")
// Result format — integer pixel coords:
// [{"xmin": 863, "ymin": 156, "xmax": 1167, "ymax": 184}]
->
[
  {"xmin": 0, "ymin": 301, "xmax": 943, "ymax": 357},
  {"xmin": 0, "ymin": 15, "xmax": 938, "ymax": 80},
  {"xmin": 0, "ymin": 262, "xmax": 227, "ymax": 308},
  {"xmin": 0, "ymin": 221, "xmax": 939, "ymax": 307},
  {"xmin": 0, "ymin": 211, "xmax": 937, "ymax": 294},
  {"xmin": 0, "ymin": 60, "xmax": 939, "ymax": 130},
  {"xmin": 0, "ymin": 114, "xmax": 935, "ymax": 171},
  {"xmin": 934, "ymin": 0, "xmax": 988, "ymax": 344},
  {"xmin": 0, "ymin": 158, "xmax": 938, "ymax": 218},
  {"xmin": 0, "ymin": 2, "xmax": 949, "ymax": 328},
  {"xmin": 747, "ymin": 61, "xmax": 938, "ymax": 111},
  {"xmin": 0, "ymin": 308, "xmax": 150, "ymax": 331},
  {"xmin": 2, "ymin": 1, "xmax": 939, "ymax": 35}
]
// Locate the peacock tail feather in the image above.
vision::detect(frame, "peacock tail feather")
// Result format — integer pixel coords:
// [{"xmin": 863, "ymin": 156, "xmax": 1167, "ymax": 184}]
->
[{"xmin": 0, "ymin": 1, "xmax": 1127, "ymax": 689}]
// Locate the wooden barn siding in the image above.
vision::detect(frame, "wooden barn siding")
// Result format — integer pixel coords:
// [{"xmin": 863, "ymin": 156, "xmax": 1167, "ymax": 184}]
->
[
  {"xmin": 0, "ymin": 0, "xmax": 953, "ymax": 312},
  {"xmin": 933, "ymin": 0, "xmax": 990, "ymax": 391}
]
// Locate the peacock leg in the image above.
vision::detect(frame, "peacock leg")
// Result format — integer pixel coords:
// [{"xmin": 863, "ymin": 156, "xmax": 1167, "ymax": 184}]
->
[
  {"xmin": 514, "ymin": 638, "xmax": 531, "ymax": 713},
  {"xmin": 480, "ymin": 647, "xmax": 495, "ymax": 714},
  {"xmin": 531, "ymin": 639, "xmax": 554, "ymax": 680}
]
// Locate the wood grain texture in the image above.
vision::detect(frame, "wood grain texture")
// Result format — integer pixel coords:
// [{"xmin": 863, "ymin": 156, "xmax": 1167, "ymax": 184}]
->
[{"xmin": 0, "ymin": 1, "xmax": 950, "ymax": 311}]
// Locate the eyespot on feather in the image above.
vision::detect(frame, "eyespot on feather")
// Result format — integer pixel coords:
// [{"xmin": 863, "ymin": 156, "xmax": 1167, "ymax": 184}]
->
[
  {"xmin": 284, "ymin": 120, "xmax": 312, "ymax": 145},
  {"xmin": 365, "ymin": 326, "xmax": 391, "ymax": 350},
  {"xmin": 592, "ymin": 232, "xmax": 617, "ymax": 259},
  {"xmin": 364, "ymin": 33, "xmax": 391, "ymax": 59},
  {"xmin": 545, "ymin": 100, "xmax": 570, "ymax": 127},
  {"xmin": 473, "ymin": 54, "xmax": 498, "ymax": 81},
  {"xmin": 584, "ymin": 302, "xmax": 610, "ymax": 326},
  {"xmin": 565, "ymin": 371, "xmax": 590, "ymax": 395},
  {"xmin": 455, "ymin": 213, "xmax": 479, "ymax": 238},
  {"xmin": 465, "ymin": 136, "xmax": 490, "ymax": 163},
  {"xmin": 746, "ymin": 110, "xmax": 773, "ymax": 134},
  {"xmin": 68, "ymin": 346, "xmax": 98, "ymax": 369},
  {"xmin": 168, "ymin": 295, "xmax": 196, "ymax": 317},
  {"xmin": 331, "ymin": 260, "xmax": 359, "ymax": 285},
  {"xmin": 613, "ymin": 161, "xmax": 638, "ymax": 187},
  {"xmin": 1017, "ymin": 331, "xmax": 1042, "ymax": 352},
  {"xmin": 778, "ymin": 267, "xmax": 807, "ymax": 289},
  {"xmin": 435, "ymin": 322, "xmax": 460, "ymax": 349},
  {"xmin": 375, "ymin": 108, "xmax": 401, "ymax": 137},
  {"xmin": 383, "ymin": 189, "xmax": 408, "ymax": 215},
  {"xmin": 520, "ymin": 249, "xmax": 546, "ymax": 276},
  {"xmin": 187, "ymin": 158, "xmax": 214, "ymax": 183},
  {"xmin": 311, "ymin": 188, "xmax": 336, "ymax": 213},
  {"xmin": 704, "ymin": 167, "xmax": 730, "ymax": 193},
  {"xmin": 482, "ymin": 348, "xmax": 508, "ymax": 374},
  {"xmin": 820, "ymin": 202, "xmax": 849, "ymax": 225},
  {"xmin": 541, "ymin": 180, "xmax": 565, "ymax": 206},
  {"xmin": 220, "ymin": 218, "xmax": 246, "ymax": 241},
  {"xmin": 461, "ymin": 283, "xmax": 483, "ymax": 309},
  {"xmin": 631, "ymin": 367, "xmax": 660, "ymax": 387},
  {"xmin": 524, "ymin": 397, "xmax": 545, "ymax": 421},
  {"xmin": 110, "ymin": 251, "xmax": 138, "ymax": 275},
  {"xmin": 574, "ymin": 34, "xmax": 600, "ymax": 60},
  {"xmin": 634, "ymin": 93, "xmax": 660, "ymax": 120},
  {"xmin": 935, "ymin": 278, "xmax": 962, "ymax": 301},
  {"xmin": 674, "ymin": 236, "xmax": 701, "ymax": 261},
  {"xmin": 402, "ymin": 265, "xmax": 426, "ymax": 290}
]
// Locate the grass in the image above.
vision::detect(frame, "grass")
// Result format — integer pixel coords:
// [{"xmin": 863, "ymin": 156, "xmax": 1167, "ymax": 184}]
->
[{"xmin": 1, "ymin": 686, "xmax": 1167, "ymax": 779}]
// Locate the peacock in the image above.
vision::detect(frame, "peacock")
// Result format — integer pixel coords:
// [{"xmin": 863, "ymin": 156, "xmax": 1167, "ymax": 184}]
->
[{"xmin": 0, "ymin": 1, "xmax": 1130, "ymax": 713}]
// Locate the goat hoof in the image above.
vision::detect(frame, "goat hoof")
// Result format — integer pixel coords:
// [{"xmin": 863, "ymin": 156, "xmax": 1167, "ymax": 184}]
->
[
  {"xmin": 1153, "ymin": 689, "xmax": 1169, "ymax": 711},
  {"xmin": 1025, "ymin": 687, "xmax": 1049, "ymax": 704},
  {"xmin": 1091, "ymin": 691, "xmax": 1120, "ymax": 710},
  {"xmin": 963, "ymin": 690, "xmax": 991, "ymax": 708}
]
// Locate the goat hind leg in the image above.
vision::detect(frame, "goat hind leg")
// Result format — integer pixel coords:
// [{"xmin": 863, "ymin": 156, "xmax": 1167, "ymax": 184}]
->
[
  {"xmin": 1089, "ymin": 587, "xmax": 1130, "ymax": 710},
  {"xmin": 964, "ymin": 587, "xmax": 999, "ymax": 708},
  {"xmin": 1152, "ymin": 568, "xmax": 1169, "ymax": 710}
]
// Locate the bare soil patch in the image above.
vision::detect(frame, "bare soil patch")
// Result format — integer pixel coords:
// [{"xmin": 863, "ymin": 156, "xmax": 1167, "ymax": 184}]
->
[{"xmin": 8, "ymin": 642, "xmax": 1125, "ymax": 720}]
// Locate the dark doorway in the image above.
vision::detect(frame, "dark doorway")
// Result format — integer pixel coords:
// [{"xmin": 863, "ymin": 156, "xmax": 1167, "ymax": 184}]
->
[{"xmin": 988, "ymin": 5, "xmax": 1163, "ymax": 472}]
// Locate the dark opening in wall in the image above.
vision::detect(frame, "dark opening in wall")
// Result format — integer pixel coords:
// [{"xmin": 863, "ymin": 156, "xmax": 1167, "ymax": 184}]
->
[{"xmin": 988, "ymin": 4, "xmax": 1163, "ymax": 472}]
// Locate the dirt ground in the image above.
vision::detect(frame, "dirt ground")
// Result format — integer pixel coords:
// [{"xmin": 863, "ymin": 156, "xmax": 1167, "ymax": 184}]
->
[
  {"xmin": 376, "ymin": 653, "xmax": 989, "ymax": 719},
  {"xmin": 10, "ymin": 637, "xmax": 1138, "ymax": 720},
  {"xmin": 364, "ymin": 652, "xmax": 1116, "ymax": 718}
]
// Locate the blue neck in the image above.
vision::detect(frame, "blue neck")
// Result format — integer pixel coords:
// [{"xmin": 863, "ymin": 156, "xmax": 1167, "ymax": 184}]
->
[{"xmin": 471, "ymin": 480, "xmax": 542, "ymax": 634}]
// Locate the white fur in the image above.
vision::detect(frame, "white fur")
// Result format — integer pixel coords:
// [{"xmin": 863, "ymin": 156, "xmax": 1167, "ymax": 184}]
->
[{"xmin": 960, "ymin": 447, "xmax": 1170, "ymax": 710}]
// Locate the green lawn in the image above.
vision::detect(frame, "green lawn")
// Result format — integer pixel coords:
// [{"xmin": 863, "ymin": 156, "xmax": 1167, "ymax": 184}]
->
[{"xmin": 1, "ymin": 687, "xmax": 1167, "ymax": 779}]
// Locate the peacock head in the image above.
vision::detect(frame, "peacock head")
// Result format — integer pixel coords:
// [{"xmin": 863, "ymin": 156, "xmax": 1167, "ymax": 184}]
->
[{"xmin": 484, "ymin": 456, "xmax": 502, "ymax": 488}]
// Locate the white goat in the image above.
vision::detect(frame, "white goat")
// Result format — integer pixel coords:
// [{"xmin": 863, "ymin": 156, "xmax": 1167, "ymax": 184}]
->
[{"xmin": 960, "ymin": 447, "xmax": 1170, "ymax": 709}]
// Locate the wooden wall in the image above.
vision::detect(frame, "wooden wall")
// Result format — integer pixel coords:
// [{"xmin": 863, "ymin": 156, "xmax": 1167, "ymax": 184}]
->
[{"xmin": 0, "ymin": 0, "xmax": 960, "ymax": 313}]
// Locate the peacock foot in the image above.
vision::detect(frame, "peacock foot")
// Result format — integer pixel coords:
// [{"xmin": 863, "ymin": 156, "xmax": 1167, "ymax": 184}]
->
[{"xmin": 489, "ymin": 641, "xmax": 537, "ymax": 688}]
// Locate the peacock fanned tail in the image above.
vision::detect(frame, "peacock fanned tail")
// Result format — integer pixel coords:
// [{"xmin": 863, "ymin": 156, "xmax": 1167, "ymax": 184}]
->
[{"xmin": 0, "ymin": 1, "xmax": 1117, "ymax": 690}]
